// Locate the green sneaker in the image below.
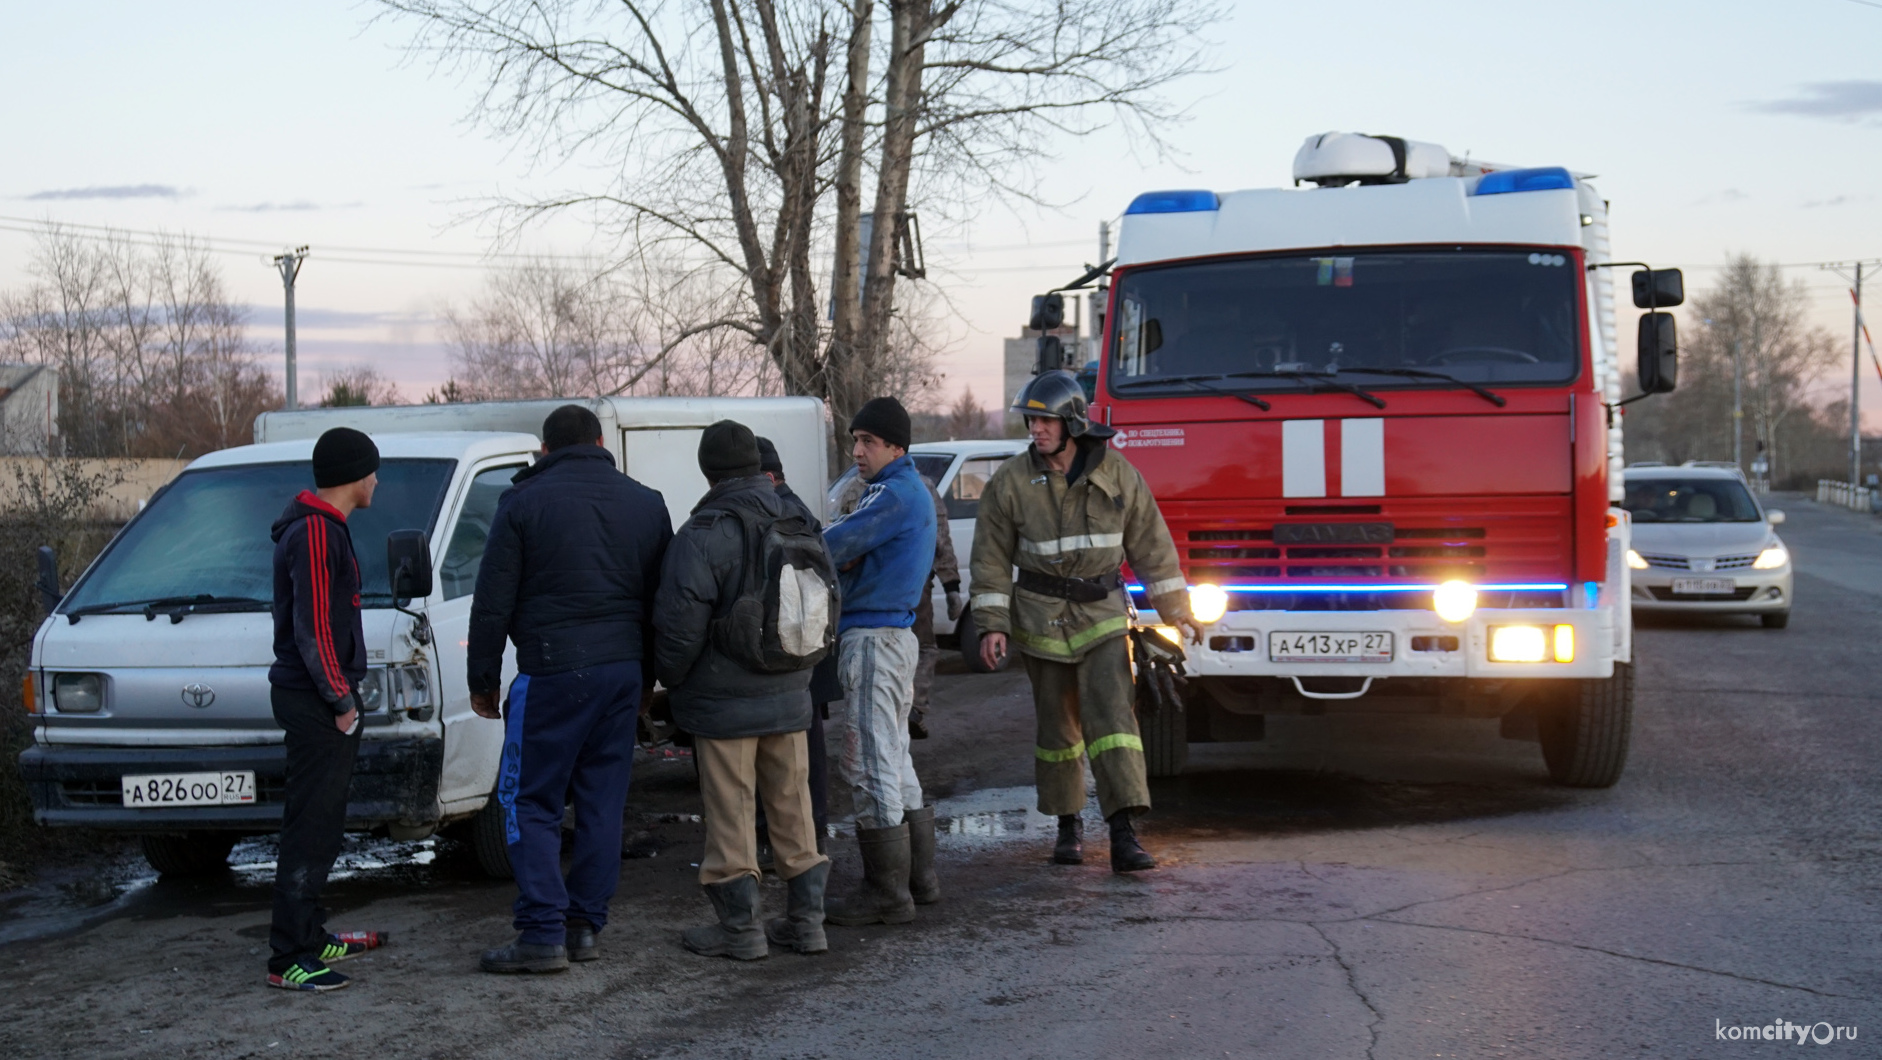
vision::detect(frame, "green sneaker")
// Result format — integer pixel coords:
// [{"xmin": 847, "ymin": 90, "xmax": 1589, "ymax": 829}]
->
[
  {"xmin": 268, "ymin": 957, "xmax": 349, "ymax": 993},
  {"xmin": 320, "ymin": 930, "xmax": 390, "ymax": 963}
]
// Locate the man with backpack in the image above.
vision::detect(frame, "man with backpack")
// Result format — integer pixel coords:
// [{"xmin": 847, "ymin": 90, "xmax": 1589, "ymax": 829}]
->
[
  {"xmin": 655, "ymin": 421, "xmax": 837, "ymax": 959},
  {"xmin": 821, "ymin": 397, "xmax": 939, "ymax": 927},
  {"xmin": 468, "ymin": 405, "xmax": 672, "ymax": 973}
]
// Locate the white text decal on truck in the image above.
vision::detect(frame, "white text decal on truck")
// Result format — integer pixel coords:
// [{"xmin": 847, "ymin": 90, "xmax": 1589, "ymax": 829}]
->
[{"xmin": 1112, "ymin": 427, "xmax": 1184, "ymax": 450}]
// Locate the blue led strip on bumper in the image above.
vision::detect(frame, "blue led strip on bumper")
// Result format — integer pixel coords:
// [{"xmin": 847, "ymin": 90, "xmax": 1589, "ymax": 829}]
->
[{"xmin": 1127, "ymin": 583, "xmax": 1571, "ymax": 593}]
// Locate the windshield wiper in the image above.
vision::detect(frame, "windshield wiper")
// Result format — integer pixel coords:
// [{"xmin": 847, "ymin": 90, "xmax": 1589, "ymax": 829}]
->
[
  {"xmin": 64, "ymin": 594, "xmax": 269, "ymax": 624},
  {"xmin": 1334, "ymin": 366, "xmax": 1506, "ymax": 407},
  {"xmin": 1256, "ymin": 370, "xmax": 1386, "ymax": 409},
  {"xmin": 1112, "ymin": 373, "xmax": 1271, "ymax": 410},
  {"xmin": 1113, "ymin": 369, "xmax": 1381, "ymax": 408}
]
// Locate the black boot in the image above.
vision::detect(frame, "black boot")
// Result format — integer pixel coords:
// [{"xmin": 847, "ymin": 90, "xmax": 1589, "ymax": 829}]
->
[
  {"xmin": 905, "ymin": 806, "xmax": 940, "ymax": 905},
  {"xmin": 682, "ymin": 875, "xmax": 768, "ymax": 960},
  {"xmin": 1053, "ymin": 815, "xmax": 1084, "ymax": 865},
  {"xmin": 763, "ymin": 860, "xmax": 831, "ymax": 955},
  {"xmin": 908, "ymin": 711, "xmax": 929, "ymax": 740},
  {"xmin": 1108, "ymin": 810, "xmax": 1157, "ymax": 873},
  {"xmin": 480, "ymin": 936, "xmax": 569, "ymax": 974},
  {"xmin": 825, "ymin": 823, "xmax": 916, "ymax": 926},
  {"xmin": 565, "ymin": 918, "xmax": 599, "ymax": 962}
]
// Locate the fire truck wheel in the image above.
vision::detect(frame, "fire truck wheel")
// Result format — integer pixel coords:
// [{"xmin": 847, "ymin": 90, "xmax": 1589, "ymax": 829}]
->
[
  {"xmin": 1539, "ymin": 662, "xmax": 1633, "ymax": 788},
  {"xmin": 1140, "ymin": 697, "xmax": 1189, "ymax": 777},
  {"xmin": 469, "ymin": 792, "xmax": 516, "ymax": 880},
  {"xmin": 139, "ymin": 831, "xmax": 236, "ymax": 877}
]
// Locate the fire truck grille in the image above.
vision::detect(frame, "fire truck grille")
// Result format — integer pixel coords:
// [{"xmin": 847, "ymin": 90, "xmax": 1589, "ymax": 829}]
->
[{"xmin": 1175, "ymin": 498, "xmax": 1569, "ymax": 586}]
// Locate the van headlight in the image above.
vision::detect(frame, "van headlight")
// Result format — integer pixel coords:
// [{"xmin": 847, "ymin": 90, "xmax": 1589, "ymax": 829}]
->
[
  {"xmin": 1752, "ymin": 546, "xmax": 1788, "ymax": 570},
  {"xmin": 358, "ymin": 664, "xmax": 434, "ymax": 721},
  {"xmin": 51, "ymin": 672, "xmax": 104, "ymax": 713},
  {"xmin": 1488, "ymin": 625, "xmax": 1575, "ymax": 663},
  {"xmin": 1433, "ymin": 580, "xmax": 1477, "ymax": 624},
  {"xmin": 1188, "ymin": 584, "xmax": 1229, "ymax": 625}
]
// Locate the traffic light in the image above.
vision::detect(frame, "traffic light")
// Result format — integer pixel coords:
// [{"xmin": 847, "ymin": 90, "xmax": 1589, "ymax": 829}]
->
[{"xmin": 1029, "ymin": 293, "xmax": 1064, "ymax": 332}]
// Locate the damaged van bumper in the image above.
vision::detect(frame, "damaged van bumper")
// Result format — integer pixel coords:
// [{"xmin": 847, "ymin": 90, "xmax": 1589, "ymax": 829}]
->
[{"xmin": 17, "ymin": 736, "xmax": 444, "ymax": 832}]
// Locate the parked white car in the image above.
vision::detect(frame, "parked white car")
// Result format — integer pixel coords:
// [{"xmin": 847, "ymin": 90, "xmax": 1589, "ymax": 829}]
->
[
  {"xmin": 1620, "ymin": 465, "xmax": 1792, "ymax": 628},
  {"xmin": 828, "ymin": 439, "xmax": 1027, "ymax": 665}
]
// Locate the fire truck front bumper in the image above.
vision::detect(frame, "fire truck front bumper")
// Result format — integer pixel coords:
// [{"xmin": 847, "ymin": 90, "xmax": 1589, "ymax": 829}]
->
[{"xmin": 1137, "ymin": 605, "xmax": 1619, "ymax": 681}]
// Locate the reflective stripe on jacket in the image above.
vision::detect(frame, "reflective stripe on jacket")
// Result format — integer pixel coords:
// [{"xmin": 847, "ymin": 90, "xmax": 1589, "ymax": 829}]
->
[{"xmin": 969, "ymin": 438, "xmax": 1189, "ymax": 662}]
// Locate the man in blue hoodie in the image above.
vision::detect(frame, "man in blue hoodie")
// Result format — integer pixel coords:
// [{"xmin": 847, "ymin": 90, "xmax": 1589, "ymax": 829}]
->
[{"xmin": 821, "ymin": 397, "xmax": 938, "ymax": 926}]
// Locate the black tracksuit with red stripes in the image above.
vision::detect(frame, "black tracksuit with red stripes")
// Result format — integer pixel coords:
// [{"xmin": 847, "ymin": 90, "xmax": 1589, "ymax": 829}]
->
[
  {"xmin": 266, "ymin": 489, "xmax": 369, "ymax": 975},
  {"xmin": 269, "ymin": 490, "xmax": 367, "ymax": 712}
]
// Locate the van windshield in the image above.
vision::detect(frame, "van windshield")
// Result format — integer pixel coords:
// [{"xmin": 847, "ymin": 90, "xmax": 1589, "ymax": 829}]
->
[
  {"xmin": 62, "ymin": 459, "xmax": 455, "ymax": 614},
  {"xmin": 1107, "ymin": 249, "xmax": 1582, "ymax": 395}
]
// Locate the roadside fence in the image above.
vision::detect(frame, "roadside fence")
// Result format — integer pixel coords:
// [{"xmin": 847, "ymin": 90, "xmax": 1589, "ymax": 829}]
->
[{"xmin": 1816, "ymin": 479, "xmax": 1877, "ymax": 513}]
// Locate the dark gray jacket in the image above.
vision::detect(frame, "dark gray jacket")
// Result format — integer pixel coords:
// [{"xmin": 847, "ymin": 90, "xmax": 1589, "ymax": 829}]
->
[{"xmin": 653, "ymin": 475, "xmax": 813, "ymax": 739}]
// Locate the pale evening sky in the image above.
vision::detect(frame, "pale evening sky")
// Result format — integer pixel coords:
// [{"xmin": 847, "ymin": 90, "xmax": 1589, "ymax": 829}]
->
[{"xmin": 2, "ymin": 0, "xmax": 1879, "ymax": 420}]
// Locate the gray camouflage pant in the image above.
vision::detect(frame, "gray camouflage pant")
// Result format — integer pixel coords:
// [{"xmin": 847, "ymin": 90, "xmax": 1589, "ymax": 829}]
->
[{"xmin": 836, "ymin": 626, "xmax": 924, "ymax": 829}]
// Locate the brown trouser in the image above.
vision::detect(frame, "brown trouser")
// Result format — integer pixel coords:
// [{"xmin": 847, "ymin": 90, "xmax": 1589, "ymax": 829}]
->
[
  {"xmin": 1024, "ymin": 634, "xmax": 1150, "ymax": 820},
  {"xmin": 696, "ymin": 732, "xmax": 827, "ymax": 885}
]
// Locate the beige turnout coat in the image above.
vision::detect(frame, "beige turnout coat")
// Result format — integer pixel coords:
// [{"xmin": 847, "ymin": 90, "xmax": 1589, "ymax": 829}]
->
[{"xmin": 969, "ymin": 440, "xmax": 1190, "ymax": 662}]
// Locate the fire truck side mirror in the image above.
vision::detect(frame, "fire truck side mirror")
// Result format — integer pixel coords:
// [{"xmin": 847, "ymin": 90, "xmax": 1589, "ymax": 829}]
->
[
  {"xmin": 1636, "ymin": 313, "xmax": 1678, "ymax": 394},
  {"xmin": 1030, "ymin": 293, "xmax": 1065, "ymax": 332},
  {"xmin": 1631, "ymin": 268, "xmax": 1684, "ymax": 309}
]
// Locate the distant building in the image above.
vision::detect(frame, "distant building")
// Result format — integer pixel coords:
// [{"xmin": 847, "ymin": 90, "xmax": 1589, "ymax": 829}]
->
[{"xmin": 0, "ymin": 365, "xmax": 58, "ymax": 455}]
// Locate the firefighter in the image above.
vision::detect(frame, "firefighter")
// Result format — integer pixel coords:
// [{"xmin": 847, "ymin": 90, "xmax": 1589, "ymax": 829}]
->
[{"xmin": 969, "ymin": 370, "xmax": 1204, "ymax": 873}]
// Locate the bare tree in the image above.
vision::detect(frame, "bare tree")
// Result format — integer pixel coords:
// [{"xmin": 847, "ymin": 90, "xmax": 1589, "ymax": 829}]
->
[
  {"xmin": 0, "ymin": 224, "xmax": 280, "ymax": 458},
  {"xmin": 1625, "ymin": 255, "xmax": 1843, "ymax": 483},
  {"xmin": 374, "ymin": 0, "xmax": 1214, "ymax": 434}
]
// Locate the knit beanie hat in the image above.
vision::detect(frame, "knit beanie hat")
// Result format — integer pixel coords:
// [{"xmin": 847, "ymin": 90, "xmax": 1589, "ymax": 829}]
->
[
  {"xmin": 312, "ymin": 427, "xmax": 380, "ymax": 488},
  {"xmin": 698, "ymin": 420, "xmax": 761, "ymax": 480},
  {"xmin": 848, "ymin": 396, "xmax": 911, "ymax": 450},
  {"xmin": 755, "ymin": 436, "xmax": 784, "ymax": 477}
]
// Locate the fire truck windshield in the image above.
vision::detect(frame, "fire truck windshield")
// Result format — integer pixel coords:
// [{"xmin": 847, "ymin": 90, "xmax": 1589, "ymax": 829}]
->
[{"xmin": 1107, "ymin": 249, "xmax": 1581, "ymax": 396}]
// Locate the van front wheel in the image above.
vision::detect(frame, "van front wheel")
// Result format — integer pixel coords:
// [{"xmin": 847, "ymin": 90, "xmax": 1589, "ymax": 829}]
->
[{"xmin": 470, "ymin": 795, "xmax": 515, "ymax": 879}]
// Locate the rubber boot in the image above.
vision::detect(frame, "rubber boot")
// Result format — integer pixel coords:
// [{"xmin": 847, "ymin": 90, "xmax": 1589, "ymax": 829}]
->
[
  {"xmin": 763, "ymin": 860, "xmax": 831, "ymax": 955},
  {"xmin": 1108, "ymin": 810, "xmax": 1157, "ymax": 873},
  {"xmin": 824, "ymin": 823, "xmax": 916, "ymax": 927},
  {"xmin": 1053, "ymin": 815, "xmax": 1084, "ymax": 865},
  {"xmin": 905, "ymin": 806, "xmax": 940, "ymax": 905},
  {"xmin": 681, "ymin": 875, "xmax": 768, "ymax": 960}
]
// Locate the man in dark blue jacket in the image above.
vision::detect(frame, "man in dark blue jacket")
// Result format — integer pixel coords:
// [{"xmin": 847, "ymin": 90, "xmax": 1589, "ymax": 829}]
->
[
  {"xmin": 821, "ymin": 397, "xmax": 938, "ymax": 926},
  {"xmin": 266, "ymin": 426, "xmax": 390, "ymax": 992},
  {"xmin": 468, "ymin": 404, "xmax": 672, "ymax": 973}
]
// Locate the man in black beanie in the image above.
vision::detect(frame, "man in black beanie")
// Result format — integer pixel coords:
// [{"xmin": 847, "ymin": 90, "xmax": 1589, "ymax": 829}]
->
[
  {"xmin": 655, "ymin": 421, "xmax": 831, "ymax": 958},
  {"xmin": 265, "ymin": 426, "xmax": 390, "ymax": 991}
]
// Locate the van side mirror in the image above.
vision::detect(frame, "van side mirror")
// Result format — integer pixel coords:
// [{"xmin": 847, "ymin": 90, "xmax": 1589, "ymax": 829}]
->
[
  {"xmin": 1632, "ymin": 268, "xmax": 1684, "ymax": 309},
  {"xmin": 36, "ymin": 545, "xmax": 60, "ymax": 616},
  {"xmin": 387, "ymin": 529, "xmax": 434, "ymax": 604},
  {"xmin": 1637, "ymin": 313, "xmax": 1678, "ymax": 394}
]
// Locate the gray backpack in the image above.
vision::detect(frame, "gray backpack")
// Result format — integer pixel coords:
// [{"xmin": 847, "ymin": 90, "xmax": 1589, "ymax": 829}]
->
[{"xmin": 707, "ymin": 505, "xmax": 839, "ymax": 673}]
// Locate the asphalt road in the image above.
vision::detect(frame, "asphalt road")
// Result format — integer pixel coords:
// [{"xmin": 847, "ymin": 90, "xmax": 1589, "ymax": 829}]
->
[{"xmin": 2, "ymin": 491, "xmax": 1878, "ymax": 1058}]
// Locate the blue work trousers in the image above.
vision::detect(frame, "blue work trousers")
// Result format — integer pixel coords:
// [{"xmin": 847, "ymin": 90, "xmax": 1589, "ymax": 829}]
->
[{"xmin": 498, "ymin": 660, "xmax": 640, "ymax": 945}]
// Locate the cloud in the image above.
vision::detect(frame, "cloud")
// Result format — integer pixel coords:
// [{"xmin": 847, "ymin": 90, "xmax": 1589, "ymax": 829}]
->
[
  {"xmin": 220, "ymin": 200, "xmax": 363, "ymax": 213},
  {"xmin": 1803, "ymin": 194, "xmax": 1874, "ymax": 208},
  {"xmin": 23, "ymin": 183, "xmax": 184, "ymax": 201},
  {"xmin": 243, "ymin": 305, "xmax": 432, "ymax": 331},
  {"xmin": 1691, "ymin": 188, "xmax": 1749, "ymax": 206},
  {"xmin": 1748, "ymin": 80, "xmax": 1882, "ymax": 121}
]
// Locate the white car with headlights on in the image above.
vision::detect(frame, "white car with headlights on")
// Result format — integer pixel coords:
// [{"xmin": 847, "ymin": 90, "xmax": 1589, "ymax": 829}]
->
[{"xmin": 1621, "ymin": 465, "xmax": 1792, "ymax": 628}]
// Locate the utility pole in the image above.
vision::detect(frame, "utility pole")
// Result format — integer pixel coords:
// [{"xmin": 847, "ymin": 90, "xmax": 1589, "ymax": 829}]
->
[
  {"xmin": 273, "ymin": 246, "xmax": 308, "ymax": 409},
  {"xmin": 1823, "ymin": 260, "xmax": 1882, "ymax": 486},
  {"xmin": 1094, "ymin": 220, "xmax": 1112, "ymax": 365}
]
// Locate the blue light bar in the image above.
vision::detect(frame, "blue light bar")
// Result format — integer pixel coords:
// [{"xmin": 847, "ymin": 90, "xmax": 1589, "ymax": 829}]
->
[
  {"xmin": 1125, "ymin": 189, "xmax": 1220, "ymax": 215},
  {"xmin": 1128, "ymin": 583, "xmax": 1571, "ymax": 594},
  {"xmin": 1473, "ymin": 167, "xmax": 1575, "ymax": 196}
]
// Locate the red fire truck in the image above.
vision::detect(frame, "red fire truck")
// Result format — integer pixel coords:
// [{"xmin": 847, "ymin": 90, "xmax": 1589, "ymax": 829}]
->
[{"xmin": 1082, "ymin": 132, "xmax": 1681, "ymax": 787}]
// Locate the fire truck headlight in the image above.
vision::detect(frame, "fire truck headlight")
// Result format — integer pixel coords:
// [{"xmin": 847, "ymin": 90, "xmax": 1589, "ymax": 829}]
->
[
  {"xmin": 1488, "ymin": 625, "xmax": 1548, "ymax": 663},
  {"xmin": 1432, "ymin": 580, "xmax": 1477, "ymax": 624},
  {"xmin": 1626, "ymin": 549, "xmax": 1649, "ymax": 570},
  {"xmin": 1188, "ymin": 584, "xmax": 1229, "ymax": 625}
]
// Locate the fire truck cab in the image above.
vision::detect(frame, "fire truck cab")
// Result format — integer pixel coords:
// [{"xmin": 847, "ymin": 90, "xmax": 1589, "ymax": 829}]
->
[{"xmin": 1091, "ymin": 132, "xmax": 1681, "ymax": 787}]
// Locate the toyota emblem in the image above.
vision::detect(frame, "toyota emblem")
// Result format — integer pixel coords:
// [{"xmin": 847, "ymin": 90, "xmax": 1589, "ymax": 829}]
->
[{"xmin": 181, "ymin": 683, "xmax": 216, "ymax": 709}]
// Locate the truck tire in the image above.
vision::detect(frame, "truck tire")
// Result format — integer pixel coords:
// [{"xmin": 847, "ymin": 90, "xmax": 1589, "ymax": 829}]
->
[
  {"xmin": 1140, "ymin": 697, "xmax": 1189, "ymax": 778},
  {"xmin": 957, "ymin": 609, "xmax": 1007, "ymax": 673},
  {"xmin": 469, "ymin": 795, "xmax": 515, "ymax": 880},
  {"xmin": 140, "ymin": 831, "xmax": 236, "ymax": 877},
  {"xmin": 1539, "ymin": 662, "xmax": 1633, "ymax": 788}
]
